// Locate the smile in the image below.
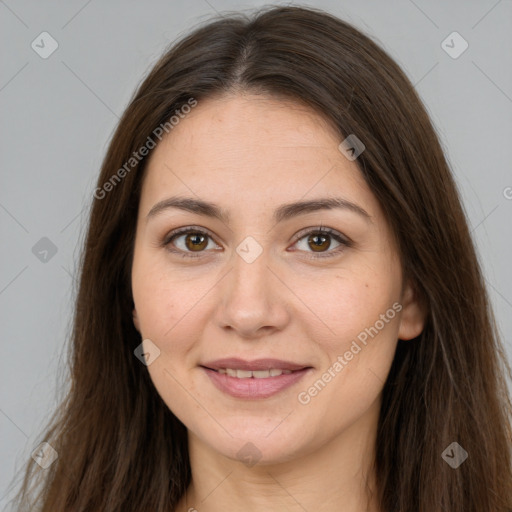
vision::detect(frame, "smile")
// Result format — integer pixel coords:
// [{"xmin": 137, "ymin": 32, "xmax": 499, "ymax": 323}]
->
[
  {"xmin": 200, "ymin": 365, "xmax": 312, "ymax": 399},
  {"xmin": 214, "ymin": 368, "xmax": 293, "ymax": 378}
]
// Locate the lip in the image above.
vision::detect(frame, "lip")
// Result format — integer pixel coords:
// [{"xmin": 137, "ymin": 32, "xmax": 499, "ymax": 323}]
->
[{"xmin": 200, "ymin": 358, "xmax": 313, "ymax": 399}]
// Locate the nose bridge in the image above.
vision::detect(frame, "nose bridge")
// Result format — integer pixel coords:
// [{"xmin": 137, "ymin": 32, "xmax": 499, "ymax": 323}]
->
[
  {"xmin": 227, "ymin": 242, "xmax": 273, "ymax": 307},
  {"xmin": 215, "ymin": 238, "xmax": 288, "ymax": 335}
]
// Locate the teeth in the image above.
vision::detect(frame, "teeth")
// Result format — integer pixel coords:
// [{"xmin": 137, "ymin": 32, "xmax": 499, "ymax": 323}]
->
[
  {"xmin": 253, "ymin": 370, "xmax": 272, "ymax": 378},
  {"xmin": 216, "ymin": 368, "xmax": 294, "ymax": 378}
]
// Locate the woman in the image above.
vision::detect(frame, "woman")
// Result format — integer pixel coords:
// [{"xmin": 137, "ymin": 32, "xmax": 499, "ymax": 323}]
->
[{"xmin": 11, "ymin": 5, "xmax": 512, "ymax": 512}]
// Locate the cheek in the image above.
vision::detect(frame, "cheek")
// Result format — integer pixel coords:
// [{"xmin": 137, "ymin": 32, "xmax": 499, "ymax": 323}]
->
[
  {"xmin": 133, "ymin": 281, "xmax": 173, "ymax": 337},
  {"xmin": 131, "ymin": 252, "xmax": 191, "ymax": 340},
  {"xmin": 299, "ymin": 306, "xmax": 399, "ymax": 440},
  {"xmin": 132, "ymin": 269, "xmax": 201, "ymax": 419},
  {"xmin": 315, "ymin": 281, "xmax": 400, "ymax": 397},
  {"xmin": 131, "ymin": 260, "xmax": 210, "ymax": 378},
  {"xmin": 301, "ymin": 267, "xmax": 401, "ymax": 354},
  {"xmin": 295, "ymin": 269, "xmax": 401, "ymax": 408}
]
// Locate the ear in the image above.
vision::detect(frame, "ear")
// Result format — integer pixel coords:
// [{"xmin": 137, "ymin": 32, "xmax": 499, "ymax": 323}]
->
[
  {"xmin": 132, "ymin": 306, "xmax": 140, "ymax": 333},
  {"xmin": 398, "ymin": 279, "xmax": 426, "ymax": 340}
]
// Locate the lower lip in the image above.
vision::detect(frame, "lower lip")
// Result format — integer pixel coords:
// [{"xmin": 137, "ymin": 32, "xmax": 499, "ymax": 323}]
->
[{"xmin": 201, "ymin": 367, "xmax": 312, "ymax": 399}]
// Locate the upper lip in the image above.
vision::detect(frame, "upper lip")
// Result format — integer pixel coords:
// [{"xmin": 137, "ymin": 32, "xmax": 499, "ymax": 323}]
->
[{"xmin": 201, "ymin": 358, "xmax": 310, "ymax": 372}]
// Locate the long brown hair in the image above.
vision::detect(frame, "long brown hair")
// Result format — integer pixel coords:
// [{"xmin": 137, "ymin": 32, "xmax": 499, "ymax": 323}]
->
[{"xmin": 10, "ymin": 5, "xmax": 512, "ymax": 511}]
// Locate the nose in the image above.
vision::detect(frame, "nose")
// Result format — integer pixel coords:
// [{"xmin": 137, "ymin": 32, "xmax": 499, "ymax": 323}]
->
[{"xmin": 213, "ymin": 248, "xmax": 290, "ymax": 339}]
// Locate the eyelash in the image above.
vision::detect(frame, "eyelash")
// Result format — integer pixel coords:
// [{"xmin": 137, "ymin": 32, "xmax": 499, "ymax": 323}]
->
[{"xmin": 162, "ymin": 226, "xmax": 351, "ymax": 260}]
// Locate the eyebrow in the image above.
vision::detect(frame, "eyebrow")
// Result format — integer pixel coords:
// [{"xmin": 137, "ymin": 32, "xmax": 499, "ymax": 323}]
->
[{"xmin": 146, "ymin": 195, "xmax": 372, "ymax": 224}]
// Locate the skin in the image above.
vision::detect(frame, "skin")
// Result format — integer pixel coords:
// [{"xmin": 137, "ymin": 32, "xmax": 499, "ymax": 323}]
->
[{"xmin": 131, "ymin": 93, "xmax": 425, "ymax": 512}]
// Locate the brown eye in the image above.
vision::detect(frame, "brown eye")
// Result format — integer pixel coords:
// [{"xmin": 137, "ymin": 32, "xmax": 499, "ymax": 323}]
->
[
  {"xmin": 163, "ymin": 227, "xmax": 218, "ymax": 258},
  {"xmin": 184, "ymin": 232, "xmax": 208, "ymax": 251},
  {"xmin": 293, "ymin": 227, "xmax": 350, "ymax": 259},
  {"xmin": 307, "ymin": 233, "xmax": 332, "ymax": 252}
]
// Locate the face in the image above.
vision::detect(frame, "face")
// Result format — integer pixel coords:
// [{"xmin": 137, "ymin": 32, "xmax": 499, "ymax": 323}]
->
[{"xmin": 131, "ymin": 93, "xmax": 424, "ymax": 465}]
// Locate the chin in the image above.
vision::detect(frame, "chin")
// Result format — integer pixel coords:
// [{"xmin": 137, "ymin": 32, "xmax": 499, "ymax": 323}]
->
[{"xmin": 201, "ymin": 421, "xmax": 310, "ymax": 467}]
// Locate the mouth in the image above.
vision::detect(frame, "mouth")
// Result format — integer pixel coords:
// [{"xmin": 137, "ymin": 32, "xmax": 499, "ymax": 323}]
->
[
  {"xmin": 205, "ymin": 367, "xmax": 296, "ymax": 378},
  {"xmin": 199, "ymin": 358, "xmax": 313, "ymax": 399}
]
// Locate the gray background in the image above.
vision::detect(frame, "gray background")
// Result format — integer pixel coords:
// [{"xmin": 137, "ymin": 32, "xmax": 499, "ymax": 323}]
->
[{"xmin": 1, "ymin": 0, "xmax": 511, "ymax": 507}]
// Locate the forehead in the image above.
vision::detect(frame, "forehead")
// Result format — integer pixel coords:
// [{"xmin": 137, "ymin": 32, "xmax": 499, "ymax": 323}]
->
[
  {"xmin": 156, "ymin": 94, "xmax": 337, "ymax": 156},
  {"xmin": 140, "ymin": 93, "xmax": 377, "ymax": 219}
]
